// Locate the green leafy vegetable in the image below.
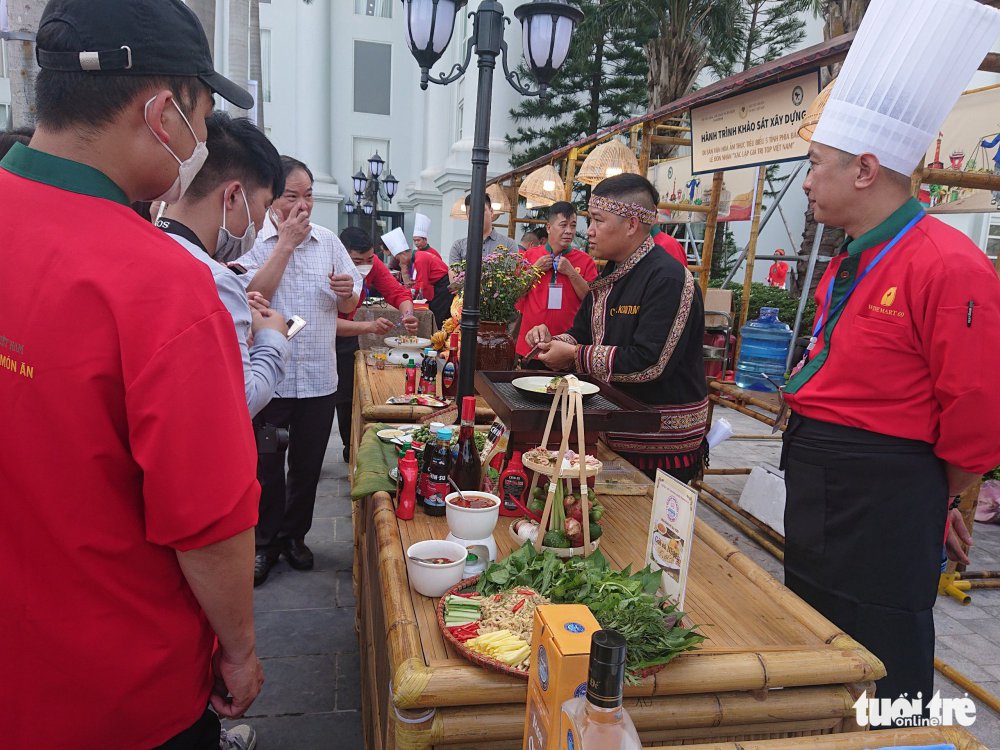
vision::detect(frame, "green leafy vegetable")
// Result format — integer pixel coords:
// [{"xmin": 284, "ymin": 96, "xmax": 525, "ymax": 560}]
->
[{"xmin": 476, "ymin": 544, "xmax": 704, "ymax": 677}]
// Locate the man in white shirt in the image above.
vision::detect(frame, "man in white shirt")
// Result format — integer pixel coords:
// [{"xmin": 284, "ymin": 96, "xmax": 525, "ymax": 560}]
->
[
  {"xmin": 447, "ymin": 192, "xmax": 519, "ymax": 282},
  {"xmin": 158, "ymin": 112, "xmax": 289, "ymax": 418},
  {"xmin": 237, "ymin": 156, "xmax": 362, "ymax": 586}
]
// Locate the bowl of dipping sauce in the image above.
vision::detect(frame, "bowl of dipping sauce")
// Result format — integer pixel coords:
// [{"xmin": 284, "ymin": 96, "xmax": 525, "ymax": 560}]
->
[
  {"xmin": 445, "ymin": 492, "xmax": 500, "ymax": 541},
  {"xmin": 405, "ymin": 539, "xmax": 468, "ymax": 597}
]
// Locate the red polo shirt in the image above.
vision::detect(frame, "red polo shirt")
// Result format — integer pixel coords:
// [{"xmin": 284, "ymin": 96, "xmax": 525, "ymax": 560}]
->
[
  {"xmin": 651, "ymin": 225, "xmax": 687, "ymax": 267},
  {"xmin": 342, "ymin": 255, "xmax": 411, "ymax": 320},
  {"xmin": 412, "ymin": 248, "xmax": 450, "ymax": 301},
  {"xmin": 0, "ymin": 144, "xmax": 259, "ymax": 749},
  {"xmin": 785, "ymin": 198, "xmax": 1000, "ymax": 474},
  {"xmin": 516, "ymin": 244, "xmax": 598, "ymax": 356}
]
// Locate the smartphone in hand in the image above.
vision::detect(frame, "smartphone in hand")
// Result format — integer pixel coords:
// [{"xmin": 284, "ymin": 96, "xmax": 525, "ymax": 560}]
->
[{"xmin": 286, "ymin": 315, "xmax": 307, "ymax": 340}]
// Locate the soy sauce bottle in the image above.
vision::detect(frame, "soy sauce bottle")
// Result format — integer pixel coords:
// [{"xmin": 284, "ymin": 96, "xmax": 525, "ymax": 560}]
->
[
  {"xmin": 415, "ymin": 421, "xmax": 444, "ymax": 507},
  {"xmin": 450, "ymin": 396, "xmax": 481, "ymax": 491},
  {"xmin": 423, "ymin": 427, "xmax": 453, "ymax": 517}
]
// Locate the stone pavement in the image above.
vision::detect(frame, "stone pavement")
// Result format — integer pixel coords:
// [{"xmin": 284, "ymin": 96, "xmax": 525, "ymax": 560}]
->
[{"xmin": 228, "ymin": 409, "xmax": 1000, "ymax": 748}]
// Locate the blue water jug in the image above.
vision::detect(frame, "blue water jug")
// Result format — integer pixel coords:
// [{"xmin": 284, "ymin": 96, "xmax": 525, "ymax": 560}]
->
[{"xmin": 735, "ymin": 307, "xmax": 793, "ymax": 392}]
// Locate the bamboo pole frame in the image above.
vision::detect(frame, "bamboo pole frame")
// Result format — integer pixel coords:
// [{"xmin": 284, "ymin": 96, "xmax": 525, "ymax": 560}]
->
[{"xmin": 700, "ymin": 172, "xmax": 725, "ymax": 298}]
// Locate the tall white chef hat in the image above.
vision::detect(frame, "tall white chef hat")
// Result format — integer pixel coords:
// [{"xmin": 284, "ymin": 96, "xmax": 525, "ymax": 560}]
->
[
  {"xmin": 810, "ymin": 0, "xmax": 1000, "ymax": 176},
  {"xmin": 413, "ymin": 212, "xmax": 431, "ymax": 239},
  {"xmin": 381, "ymin": 227, "xmax": 410, "ymax": 257}
]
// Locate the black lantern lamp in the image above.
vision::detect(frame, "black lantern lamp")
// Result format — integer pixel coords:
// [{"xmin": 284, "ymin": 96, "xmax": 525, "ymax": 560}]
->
[
  {"xmin": 383, "ymin": 171, "xmax": 399, "ymax": 200},
  {"xmin": 368, "ymin": 151, "xmax": 385, "ymax": 178},
  {"xmin": 362, "ymin": 201, "xmax": 375, "ymax": 216},
  {"xmin": 345, "ymin": 198, "xmax": 356, "ymax": 215},
  {"xmin": 352, "ymin": 168, "xmax": 368, "ymax": 197},
  {"xmin": 401, "ymin": 0, "xmax": 581, "ymax": 404}
]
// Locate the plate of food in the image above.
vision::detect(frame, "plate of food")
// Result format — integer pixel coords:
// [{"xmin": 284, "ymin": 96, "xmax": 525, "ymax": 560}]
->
[
  {"xmin": 651, "ymin": 530, "xmax": 683, "ymax": 571},
  {"xmin": 512, "ymin": 376, "xmax": 600, "ymax": 400},
  {"xmin": 376, "ymin": 425, "xmax": 421, "ymax": 445},
  {"xmin": 385, "ymin": 394, "xmax": 449, "ymax": 408},
  {"xmin": 384, "ymin": 335, "xmax": 431, "ymax": 349},
  {"xmin": 522, "ymin": 447, "xmax": 603, "ymax": 477}
]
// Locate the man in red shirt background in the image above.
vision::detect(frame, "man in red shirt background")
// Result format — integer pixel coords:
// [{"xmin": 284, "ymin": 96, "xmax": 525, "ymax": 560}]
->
[
  {"xmin": 651, "ymin": 220, "xmax": 687, "ymax": 267},
  {"xmin": 516, "ymin": 201, "xmax": 598, "ymax": 360},
  {"xmin": 0, "ymin": 1, "xmax": 263, "ymax": 748},
  {"xmin": 335, "ymin": 226, "xmax": 419, "ymax": 461},
  {"xmin": 384, "ymin": 226, "xmax": 454, "ymax": 327}
]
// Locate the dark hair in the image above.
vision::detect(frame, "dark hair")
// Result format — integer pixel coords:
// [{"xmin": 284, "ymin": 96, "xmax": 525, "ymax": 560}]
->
[
  {"xmin": 280, "ymin": 155, "xmax": 314, "ymax": 185},
  {"xmin": 536, "ymin": 227, "xmax": 549, "ymax": 242},
  {"xmin": 0, "ymin": 127, "xmax": 33, "ymax": 159},
  {"xmin": 547, "ymin": 201, "xmax": 577, "ymax": 221},
  {"xmin": 184, "ymin": 112, "xmax": 283, "ymax": 200},
  {"xmin": 464, "ymin": 192, "xmax": 491, "ymax": 207},
  {"xmin": 592, "ymin": 173, "xmax": 659, "ymax": 212},
  {"xmin": 521, "ymin": 230, "xmax": 539, "ymax": 242},
  {"xmin": 34, "ymin": 18, "xmax": 203, "ymax": 131},
  {"xmin": 340, "ymin": 226, "xmax": 373, "ymax": 253}
]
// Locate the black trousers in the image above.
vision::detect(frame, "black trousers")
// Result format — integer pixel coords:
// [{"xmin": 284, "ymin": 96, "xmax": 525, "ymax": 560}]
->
[
  {"xmin": 154, "ymin": 708, "xmax": 219, "ymax": 750},
  {"xmin": 255, "ymin": 393, "xmax": 337, "ymax": 550},
  {"xmin": 334, "ymin": 337, "xmax": 359, "ymax": 461},
  {"xmin": 781, "ymin": 413, "xmax": 947, "ymax": 706}
]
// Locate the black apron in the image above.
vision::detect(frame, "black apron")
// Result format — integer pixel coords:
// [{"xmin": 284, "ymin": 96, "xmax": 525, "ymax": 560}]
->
[
  {"xmin": 428, "ymin": 275, "xmax": 453, "ymax": 329},
  {"xmin": 335, "ymin": 335, "xmax": 359, "ymax": 406},
  {"xmin": 781, "ymin": 413, "xmax": 947, "ymax": 707}
]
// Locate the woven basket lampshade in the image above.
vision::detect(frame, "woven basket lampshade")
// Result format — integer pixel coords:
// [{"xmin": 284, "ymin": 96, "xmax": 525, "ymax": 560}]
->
[
  {"xmin": 486, "ymin": 183, "xmax": 510, "ymax": 215},
  {"xmin": 798, "ymin": 80, "xmax": 836, "ymax": 143},
  {"xmin": 576, "ymin": 139, "xmax": 640, "ymax": 186},
  {"xmin": 449, "ymin": 196, "xmax": 469, "ymax": 220},
  {"xmin": 518, "ymin": 164, "xmax": 565, "ymax": 207}
]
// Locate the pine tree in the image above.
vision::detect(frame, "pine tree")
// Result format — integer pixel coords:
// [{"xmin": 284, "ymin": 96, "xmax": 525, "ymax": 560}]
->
[
  {"xmin": 713, "ymin": 0, "xmax": 812, "ymax": 79},
  {"xmin": 505, "ymin": 0, "xmax": 649, "ymax": 167}
]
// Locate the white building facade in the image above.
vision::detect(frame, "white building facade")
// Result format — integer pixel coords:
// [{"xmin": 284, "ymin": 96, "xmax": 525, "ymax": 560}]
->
[{"xmin": 259, "ymin": 0, "xmax": 528, "ymax": 252}]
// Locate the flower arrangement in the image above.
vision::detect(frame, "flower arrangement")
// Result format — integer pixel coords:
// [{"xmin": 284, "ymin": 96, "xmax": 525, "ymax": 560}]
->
[{"xmin": 450, "ymin": 251, "xmax": 542, "ymax": 323}]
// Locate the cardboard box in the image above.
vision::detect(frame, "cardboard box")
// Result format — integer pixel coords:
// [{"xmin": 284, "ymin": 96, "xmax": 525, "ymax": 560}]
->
[
  {"xmin": 704, "ymin": 288, "xmax": 733, "ymax": 328},
  {"xmin": 522, "ymin": 604, "xmax": 600, "ymax": 750}
]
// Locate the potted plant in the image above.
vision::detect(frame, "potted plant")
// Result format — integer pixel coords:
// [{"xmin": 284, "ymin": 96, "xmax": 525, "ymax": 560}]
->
[{"xmin": 450, "ymin": 252, "xmax": 542, "ymax": 371}]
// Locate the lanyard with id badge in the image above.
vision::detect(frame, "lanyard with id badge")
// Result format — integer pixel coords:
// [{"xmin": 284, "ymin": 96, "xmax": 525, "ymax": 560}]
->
[
  {"xmin": 547, "ymin": 244, "xmax": 566, "ymax": 310},
  {"xmin": 773, "ymin": 211, "xmax": 924, "ymax": 432}
]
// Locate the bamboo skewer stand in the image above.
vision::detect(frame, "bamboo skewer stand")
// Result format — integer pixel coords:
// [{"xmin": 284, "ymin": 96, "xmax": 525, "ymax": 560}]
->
[{"xmin": 527, "ymin": 376, "xmax": 596, "ymax": 556}]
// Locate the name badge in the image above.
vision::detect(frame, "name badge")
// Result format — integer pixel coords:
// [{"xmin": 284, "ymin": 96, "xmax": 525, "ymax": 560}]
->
[{"xmin": 547, "ymin": 284, "xmax": 563, "ymax": 310}]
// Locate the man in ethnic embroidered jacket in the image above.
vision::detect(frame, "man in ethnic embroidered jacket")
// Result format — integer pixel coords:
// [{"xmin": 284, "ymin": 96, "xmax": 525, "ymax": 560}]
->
[{"xmin": 525, "ymin": 174, "xmax": 708, "ymax": 482}]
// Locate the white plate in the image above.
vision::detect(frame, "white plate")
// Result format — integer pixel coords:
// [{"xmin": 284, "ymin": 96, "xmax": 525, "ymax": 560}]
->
[
  {"xmin": 384, "ymin": 336, "xmax": 431, "ymax": 349},
  {"xmin": 376, "ymin": 425, "xmax": 421, "ymax": 445},
  {"xmin": 512, "ymin": 376, "xmax": 600, "ymax": 398}
]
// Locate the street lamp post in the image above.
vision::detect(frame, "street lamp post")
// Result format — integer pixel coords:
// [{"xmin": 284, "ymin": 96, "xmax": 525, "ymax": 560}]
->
[
  {"xmin": 347, "ymin": 152, "xmax": 400, "ymax": 252},
  {"xmin": 401, "ymin": 0, "xmax": 582, "ymax": 403}
]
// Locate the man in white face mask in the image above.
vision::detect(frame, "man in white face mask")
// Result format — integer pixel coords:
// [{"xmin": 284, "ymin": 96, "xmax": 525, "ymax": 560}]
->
[
  {"xmin": 158, "ymin": 112, "xmax": 290, "ymax": 418},
  {"xmin": 0, "ymin": 1, "xmax": 267, "ymax": 748}
]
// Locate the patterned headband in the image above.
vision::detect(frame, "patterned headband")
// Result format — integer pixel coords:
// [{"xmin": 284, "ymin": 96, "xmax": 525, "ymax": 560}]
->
[{"xmin": 589, "ymin": 195, "xmax": 658, "ymax": 224}]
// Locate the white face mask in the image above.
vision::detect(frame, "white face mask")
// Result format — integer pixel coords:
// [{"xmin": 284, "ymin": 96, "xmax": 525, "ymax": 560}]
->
[
  {"xmin": 355, "ymin": 264, "xmax": 373, "ymax": 278},
  {"xmin": 216, "ymin": 187, "xmax": 257, "ymax": 262},
  {"xmin": 145, "ymin": 96, "xmax": 209, "ymax": 204}
]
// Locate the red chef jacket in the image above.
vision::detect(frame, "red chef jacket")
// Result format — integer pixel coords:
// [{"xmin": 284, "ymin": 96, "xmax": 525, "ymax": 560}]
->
[
  {"xmin": 0, "ymin": 143, "xmax": 259, "ymax": 749},
  {"xmin": 516, "ymin": 244, "xmax": 598, "ymax": 357},
  {"xmin": 341, "ymin": 255, "xmax": 411, "ymax": 320},
  {"xmin": 785, "ymin": 198, "xmax": 1000, "ymax": 474},
  {"xmin": 651, "ymin": 225, "xmax": 687, "ymax": 267}
]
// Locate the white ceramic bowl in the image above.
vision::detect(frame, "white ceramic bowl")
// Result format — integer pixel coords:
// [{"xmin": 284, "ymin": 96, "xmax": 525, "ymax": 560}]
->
[
  {"xmin": 445, "ymin": 491, "xmax": 501, "ymax": 541},
  {"xmin": 405, "ymin": 539, "xmax": 468, "ymax": 597}
]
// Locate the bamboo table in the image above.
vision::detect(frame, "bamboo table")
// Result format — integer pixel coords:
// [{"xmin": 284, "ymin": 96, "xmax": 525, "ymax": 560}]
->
[
  {"xmin": 350, "ymin": 352, "xmax": 496, "ymax": 471},
  {"xmin": 354, "ymin": 446, "xmax": 885, "ymax": 750},
  {"xmin": 652, "ymin": 725, "xmax": 987, "ymax": 750}
]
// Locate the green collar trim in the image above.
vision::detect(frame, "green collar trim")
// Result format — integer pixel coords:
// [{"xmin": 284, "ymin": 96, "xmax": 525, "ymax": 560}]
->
[
  {"xmin": 650, "ymin": 225, "xmax": 663, "ymax": 238},
  {"xmin": 847, "ymin": 198, "xmax": 922, "ymax": 257},
  {"xmin": 0, "ymin": 142, "xmax": 130, "ymax": 206},
  {"xmin": 545, "ymin": 242, "xmax": 572, "ymax": 257}
]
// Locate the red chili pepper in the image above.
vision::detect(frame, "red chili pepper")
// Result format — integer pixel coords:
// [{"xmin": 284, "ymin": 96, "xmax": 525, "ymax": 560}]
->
[
  {"xmin": 512, "ymin": 599, "xmax": 526, "ymax": 613},
  {"xmin": 454, "ymin": 592, "xmax": 480, "ymax": 598},
  {"xmin": 494, "ymin": 594, "xmax": 502, "ymax": 602},
  {"xmin": 516, "ymin": 588, "xmax": 536, "ymax": 596}
]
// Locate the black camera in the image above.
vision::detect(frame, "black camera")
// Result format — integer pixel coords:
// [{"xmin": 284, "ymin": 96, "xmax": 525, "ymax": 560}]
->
[{"xmin": 254, "ymin": 422, "xmax": 289, "ymax": 454}]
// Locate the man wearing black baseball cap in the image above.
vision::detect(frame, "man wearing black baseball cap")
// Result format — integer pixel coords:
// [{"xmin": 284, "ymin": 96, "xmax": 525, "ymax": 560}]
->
[{"xmin": 0, "ymin": 2, "xmax": 264, "ymax": 749}]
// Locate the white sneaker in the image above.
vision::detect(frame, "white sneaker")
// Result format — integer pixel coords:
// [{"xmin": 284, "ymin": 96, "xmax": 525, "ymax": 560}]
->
[{"xmin": 221, "ymin": 724, "xmax": 257, "ymax": 750}]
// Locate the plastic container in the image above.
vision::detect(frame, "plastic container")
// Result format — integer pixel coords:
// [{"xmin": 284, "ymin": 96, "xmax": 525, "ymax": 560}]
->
[
  {"xmin": 735, "ymin": 307, "xmax": 792, "ymax": 392},
  {"xmin": 395, "ymin": 449, "xmax": 419, "ymax": 521}
]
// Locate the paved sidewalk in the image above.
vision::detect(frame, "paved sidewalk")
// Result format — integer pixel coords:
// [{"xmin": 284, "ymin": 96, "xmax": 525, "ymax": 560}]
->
[
  {"xmin": 224, "ymin": 431, "xmax": 363, "ymax": 749},
  {"xmin": 229, "ymin": 409, "xmax": 1000, "ymax": 748}
]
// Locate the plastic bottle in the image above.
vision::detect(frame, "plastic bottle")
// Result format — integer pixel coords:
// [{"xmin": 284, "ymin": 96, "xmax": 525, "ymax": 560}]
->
[
  {"xmin": 442, "ymin": 332, "xmax": 459, "ymax": 399},
  {"xmin": 423, "ymin": 427, "xmax": 453, "ymax": 517},
  {"xmin": 498, "ymin": 451, "xmax": 529, "ymax": 517},
  {"xmin": 560, "ymin": 630, "xmax": 642, "ymax": 750},
  {"xmin": 416, "ymin": 421, "xmax": 445, "ymax": 507},
  {"xmin": 450, "ymin": 396, "xmax": 481, "ymax": 491},
  {"xmin": 404, "ymin": 358, "xmax": 417, "ymax": 395},
  {"xmin": 418, "ymin": 348, "xmax": 438, "ymax": 397},
  {"xmin": 734, "ymin": 306, "xmax": 793, "ymax": 392},
  {"xmin": 395, "ymin": 449, "xmax": 418, "ymax": 520}
]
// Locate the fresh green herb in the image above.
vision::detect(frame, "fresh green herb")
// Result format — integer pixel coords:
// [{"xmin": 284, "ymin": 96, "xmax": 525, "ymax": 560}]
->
[
  {"xmin": 411, "ymin": 426, "xmax": 486, "ymax": 453},
  {"xmin": 476, "ymin": 544, "xmax": 704, "ymax": 677}
]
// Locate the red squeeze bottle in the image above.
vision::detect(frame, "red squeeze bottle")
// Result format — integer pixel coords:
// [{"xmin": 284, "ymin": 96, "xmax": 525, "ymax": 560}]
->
[
  {"xmin": 404, "ymin": 359, "xmax": 417, "ymax": 395},
  {"xmin": 498, "ymin": 451, "xmax": 529, "ymax": 517},
  {"xmin": 396, "ymin": 449, "xmax": 419, "ymax": 520}
]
